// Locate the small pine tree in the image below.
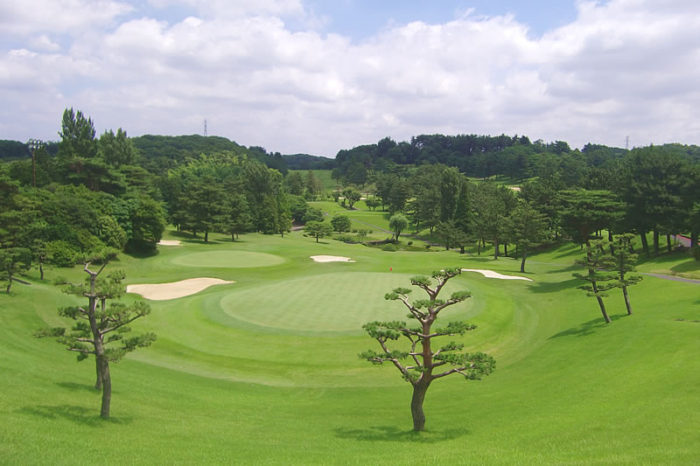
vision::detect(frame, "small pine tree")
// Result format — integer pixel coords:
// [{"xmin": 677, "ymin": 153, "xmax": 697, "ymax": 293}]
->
[
  {"xmin": 36, "ymin": 261, "xmax": 156, "ymax": 418},
  {"xmin": 574, "ymin": 239, "xmax": 617, "ymax": 323},
  {"xmin": 611, "ymin": 234, "xmax": 643, "ymax": 315},
  {"xmin": 360, "ymin": 268, "xmax": 495, "ymax": 431}
]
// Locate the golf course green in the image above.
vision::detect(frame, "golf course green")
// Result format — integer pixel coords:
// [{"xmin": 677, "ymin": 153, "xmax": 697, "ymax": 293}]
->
[{"xmin": 0, "ymin": 230, "xmax": 698, "ymax": 464}]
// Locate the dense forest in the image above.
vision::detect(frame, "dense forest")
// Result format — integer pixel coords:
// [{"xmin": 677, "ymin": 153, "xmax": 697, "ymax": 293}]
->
[{"xmin": 1, "ymin": 108, "xmax": 699, "ymax": 291}]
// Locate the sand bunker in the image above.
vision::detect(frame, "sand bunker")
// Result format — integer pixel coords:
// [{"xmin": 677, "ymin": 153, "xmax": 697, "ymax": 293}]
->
[
  {"xmin": 461, "ymin": 269, "xmax": 532, "ymax": 281},
  {"xmin": 310, "ymin": 255, "xmax": 355, "ymax": 263},
  {"xmin": 158, "ymin": 240, "xmax": 182, "ymax": 246},
  {"xmin": 126, "ymin": 278, "xmax": 234, "ymax": 300}
]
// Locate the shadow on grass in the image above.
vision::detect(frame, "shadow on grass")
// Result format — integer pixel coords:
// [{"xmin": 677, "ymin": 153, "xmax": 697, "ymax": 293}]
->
[
  {"xmin": 537, "ymin": 263, "xmax": 580, "ymax": 275},
  {"xmin": 553, "ymin": 246, "xmax": 585, "ymax": 260},
  {"xmin": 670, "ymin": 260, "xmax": 700, "ymax": 277},
  {"xmin": 19, "ymin": 405, "xmax": 132, "ymax": 426},
  {"xmin": 56, "ymin": 381, "xmax": 99, "ymax": 392},
  {"xmin": 124, "ymin": 249, "xmax": 160, "ymax": 259},
  {"xmin": 549, "ymin": 314, "xmax": 627, "ymax": 339},
  {"xmin": 637, "ymin": 250, "xmax": 690, "ymax": 265},
  {"xmin": 334, "ymin": 425, "xmax": 469, "ymax": 443},
  {"xmin": 529, "ymin": 277, "xmax": 580, "ymax": 293}
]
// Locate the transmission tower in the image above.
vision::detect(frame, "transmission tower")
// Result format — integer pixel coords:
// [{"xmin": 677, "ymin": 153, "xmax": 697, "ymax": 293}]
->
[{"xmin": 204, "ymin": 119, "xmax": 208, "ymax": 137}]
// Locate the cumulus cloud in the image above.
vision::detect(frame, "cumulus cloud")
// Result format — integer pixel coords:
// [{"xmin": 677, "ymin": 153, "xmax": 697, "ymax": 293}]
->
[
  {"xmin": 0, "ymin": 0, "xmax": 133, "ymax": 36},
  {"xmin": 1, "ymin": 0, "xmax": 699, "ymax": 155}
]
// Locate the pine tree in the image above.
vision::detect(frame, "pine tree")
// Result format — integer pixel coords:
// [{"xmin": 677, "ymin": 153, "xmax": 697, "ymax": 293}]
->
[
  {"xmin": 574, "ymin": 239, "xmax": 617, "ymax": 323},
  {"xmin": 361, "ymin": 268, "xmax": 495, "ymax": 431},
  {"xmin": 36, "ymin": 261, "xmax": 156, "ymax": 418},
  {"xmin": 611, "ymin": 234, "xmax": 643, "ymax": 315}
]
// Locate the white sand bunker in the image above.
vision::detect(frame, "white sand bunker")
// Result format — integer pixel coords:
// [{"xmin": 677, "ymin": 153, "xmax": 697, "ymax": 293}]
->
[
  {"xmin": 461, "ymin": 269, "xmax": 532, "ymax": 281},
  {"xmin": 126, "ymin": 278, "xmax": 234, "ymax": 300},
  {"xmin": 310, "ymin": 255, "xmax": 355, "ymax": 263},
  {"xmin": 158, "ymin": 240, "xmax": 182, "ymax": 246}
]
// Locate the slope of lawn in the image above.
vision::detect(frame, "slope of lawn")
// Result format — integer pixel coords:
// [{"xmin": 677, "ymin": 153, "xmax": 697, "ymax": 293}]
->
[{"xmin": 0, "ymin": 230, "xmax": 698, "ymax": 464}]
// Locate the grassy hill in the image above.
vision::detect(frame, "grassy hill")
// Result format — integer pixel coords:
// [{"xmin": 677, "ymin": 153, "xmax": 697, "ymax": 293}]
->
[{"xmin": 0, "ymin": 231, "xmax": 698, "ymax": 464}]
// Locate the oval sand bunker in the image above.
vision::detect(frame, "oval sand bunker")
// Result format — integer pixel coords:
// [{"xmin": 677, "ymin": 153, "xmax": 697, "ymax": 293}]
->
[
  {"xmin": 172, "ymin": 251, "xmax": 285, "ymax": 268},
  {"xmin": 127, "ymin": 278, "xmax": 234, "ymax": 300},
  {"xmin": 461, "ymin": 269, "xmax": 532, "ymax": 281},
  {"xmin": 310, "ymin": 255, "xmax": 355, "ymax": 263},
  {"xmin": 158, "ymin": 240, "xmax": 182, "ymax": 246}
]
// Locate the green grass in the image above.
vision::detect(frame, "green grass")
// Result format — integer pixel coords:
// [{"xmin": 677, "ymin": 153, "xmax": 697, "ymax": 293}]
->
[
  {"xmin": 308, "ymin": 169, "xmax": 337, "ymax": 192},
  {"xmin": 170, "ymin": 250, "xmax": 286, "ymax": 268},
  {"xmin": 1, "ymin": 230, "xmax": 698, "ymax": 464}
]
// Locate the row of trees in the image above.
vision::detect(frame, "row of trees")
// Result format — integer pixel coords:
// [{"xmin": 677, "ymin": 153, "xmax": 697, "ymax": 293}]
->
[
  {"xmin": 339, "ymin": 144, "xmax": 699, "ymax": 260},
  {"xmin": 331, "ymin": 133, "xmax": 699, "ymax": 186},
  {"xmin": 2, "ymin": 109, "xmax": 329, "ymax": 289}
]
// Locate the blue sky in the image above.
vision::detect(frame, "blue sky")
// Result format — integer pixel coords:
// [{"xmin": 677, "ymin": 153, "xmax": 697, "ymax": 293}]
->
[
  {"xmin": 303, "ymin": 0, "xmax": 578, "ymax": 39},
  {"xmin": 1, "ymin": 0, "xmax": 699, "ymax": 156}
]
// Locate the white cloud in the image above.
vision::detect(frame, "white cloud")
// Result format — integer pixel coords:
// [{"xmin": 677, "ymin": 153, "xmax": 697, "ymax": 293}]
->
[
  {"xmin": 1, "ymin": 0, "xmax": 699, "ymax": 155},
  {"xmin": 0, "ymin": 0, "xmax": 133, "ymax": 36}
]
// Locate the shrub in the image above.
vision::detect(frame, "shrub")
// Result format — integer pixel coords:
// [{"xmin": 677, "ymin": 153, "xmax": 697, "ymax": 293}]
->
[
  {"xmin": 335, "ymin": 234, "xmax": 357, "ymax": 244},
  {"xmin": 46, "ymin": 240, "xmax": 79, "ymax": 267},
  {"xmin": 382, "ymin": 243, "xmax": 398, "ymax": 252}
]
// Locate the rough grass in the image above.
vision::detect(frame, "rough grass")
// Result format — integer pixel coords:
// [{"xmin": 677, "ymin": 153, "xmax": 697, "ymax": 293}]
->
[{"xmin": 0, "ymin": 230, "xmax": 698, "ymax": 464}]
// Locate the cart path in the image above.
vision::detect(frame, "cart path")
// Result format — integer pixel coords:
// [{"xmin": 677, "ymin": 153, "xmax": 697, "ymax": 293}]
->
[{"xmin": 642, "ymin": 273, "xmax": 700, "ymax": 284}]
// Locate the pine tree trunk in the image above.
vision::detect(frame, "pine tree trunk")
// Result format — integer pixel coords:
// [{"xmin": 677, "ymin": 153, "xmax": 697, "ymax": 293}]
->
[
  {"xmin": 504, "ymin": 243, "xmax": 508, "ymax": 257},
  {"xmin": 95, "ymin": 362, "xmax": 102, "ymax": 389},
  {"xmin": 411, "ymin": 382, "xmax": 429, "ymax": 431},
  {"xmin": 587, "ymin": 243, "xmax": 610, "ymax": 324},
  {"xmin": 39, "ymin": 261, "xmax": 44, "ymax": 280},
  {"xmin": 653, "ymin": 230, "xmax": 659, "ymax": 255},
  {"xmin": 622, "ymin": 286, "xmax": 633, "ymax": 315},
  {"xmin": 520, "ymin": 250, "xmax": 527, "ymax": 273},
  {"xmin": 640, "ymin": 232, "xmax": 649, "ymax": 256},
  {"xmin": 595, "ymin": 293, "xmax": 611, "ymax": 323},
  {"xmin": 99, "ymin": 357, "xmax": 111, "ymax": 419},
  {"xmin": 204, "ymin": 230, "xmax": 209, "ymax": 243},
  {"xmin": 666, "ymin": 234, "xmax": 672, "ymax": 252},
  {"xmin": 493, "ymin": 238, "xmax": 499, "ymax": 260}
]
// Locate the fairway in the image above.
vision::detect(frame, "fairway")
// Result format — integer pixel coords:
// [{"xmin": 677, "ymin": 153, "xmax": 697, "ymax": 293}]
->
[
  {"xmin": 170, "ymin": 250, "xmax": 285, "ymax": 268},
  {"xmin": 219, "ymin": 272, "xmax": 476, "ymax": 333},
  {"xmin": 1, "ymin": 230, "xmax": 698, "ymax": 464}
]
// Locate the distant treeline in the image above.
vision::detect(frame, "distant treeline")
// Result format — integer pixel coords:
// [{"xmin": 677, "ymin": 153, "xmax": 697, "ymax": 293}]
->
[
  {"xmin": 331, "ymin": 134, "xmax": 700, "ymax": 184},
  {"xmin": 5, "ymin": 132, "xmax": 698, "ymax": 182},
  {"xmin": 0, "ymin": 135, "xmax": 332, "ymax": 173}
]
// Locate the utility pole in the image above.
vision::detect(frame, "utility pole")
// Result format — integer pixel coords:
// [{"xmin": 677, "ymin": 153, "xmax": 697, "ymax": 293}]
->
[{"xmin": 27, "ymin": 138, "xmax": 43, "ymax": 187}]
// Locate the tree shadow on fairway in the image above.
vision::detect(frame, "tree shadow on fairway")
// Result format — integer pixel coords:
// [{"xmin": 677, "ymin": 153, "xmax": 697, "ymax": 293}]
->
[
  {"xmin": 549, "ymin": 314, "xmax": 626, "ymax": 339},
  {"xmin": 334, "ymin": 425, "xmax": 469, "ymax": 443},
  {"xmin": 18, "ymin": 405, "xmax": 133, "ymax": 426},
  {"xmin": 56, "ymin": 381, "xmax": 100, "ymax": 392},
  {"xmin": 543, "ymin": 263, "xmax": 579, "ymax": 274},
  {"xmin": 529, "ymin": 277, "xmax": 580, "ymax": 293}
]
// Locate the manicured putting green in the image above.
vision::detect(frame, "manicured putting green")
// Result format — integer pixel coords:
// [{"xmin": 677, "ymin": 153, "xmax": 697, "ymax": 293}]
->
[
  {"xmin": 171, "ymin": 251, "xmax": 285, "ymax": 268},
  {"xmin": 219, "ymin": 272, "xmax": 474, "ymax": 333}
]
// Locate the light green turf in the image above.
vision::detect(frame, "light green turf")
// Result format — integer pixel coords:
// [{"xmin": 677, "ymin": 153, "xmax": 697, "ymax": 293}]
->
[
  {"xmin": 218, "ymin": 272, "xmax": 476, "ymax": 334},
  {"xmin": 0, "ymin": 229, "xmax": 698, "ymax": 464},
  {"xmin": 170, "ymin": 250, "xmax": 286, "ymax": 268}
]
